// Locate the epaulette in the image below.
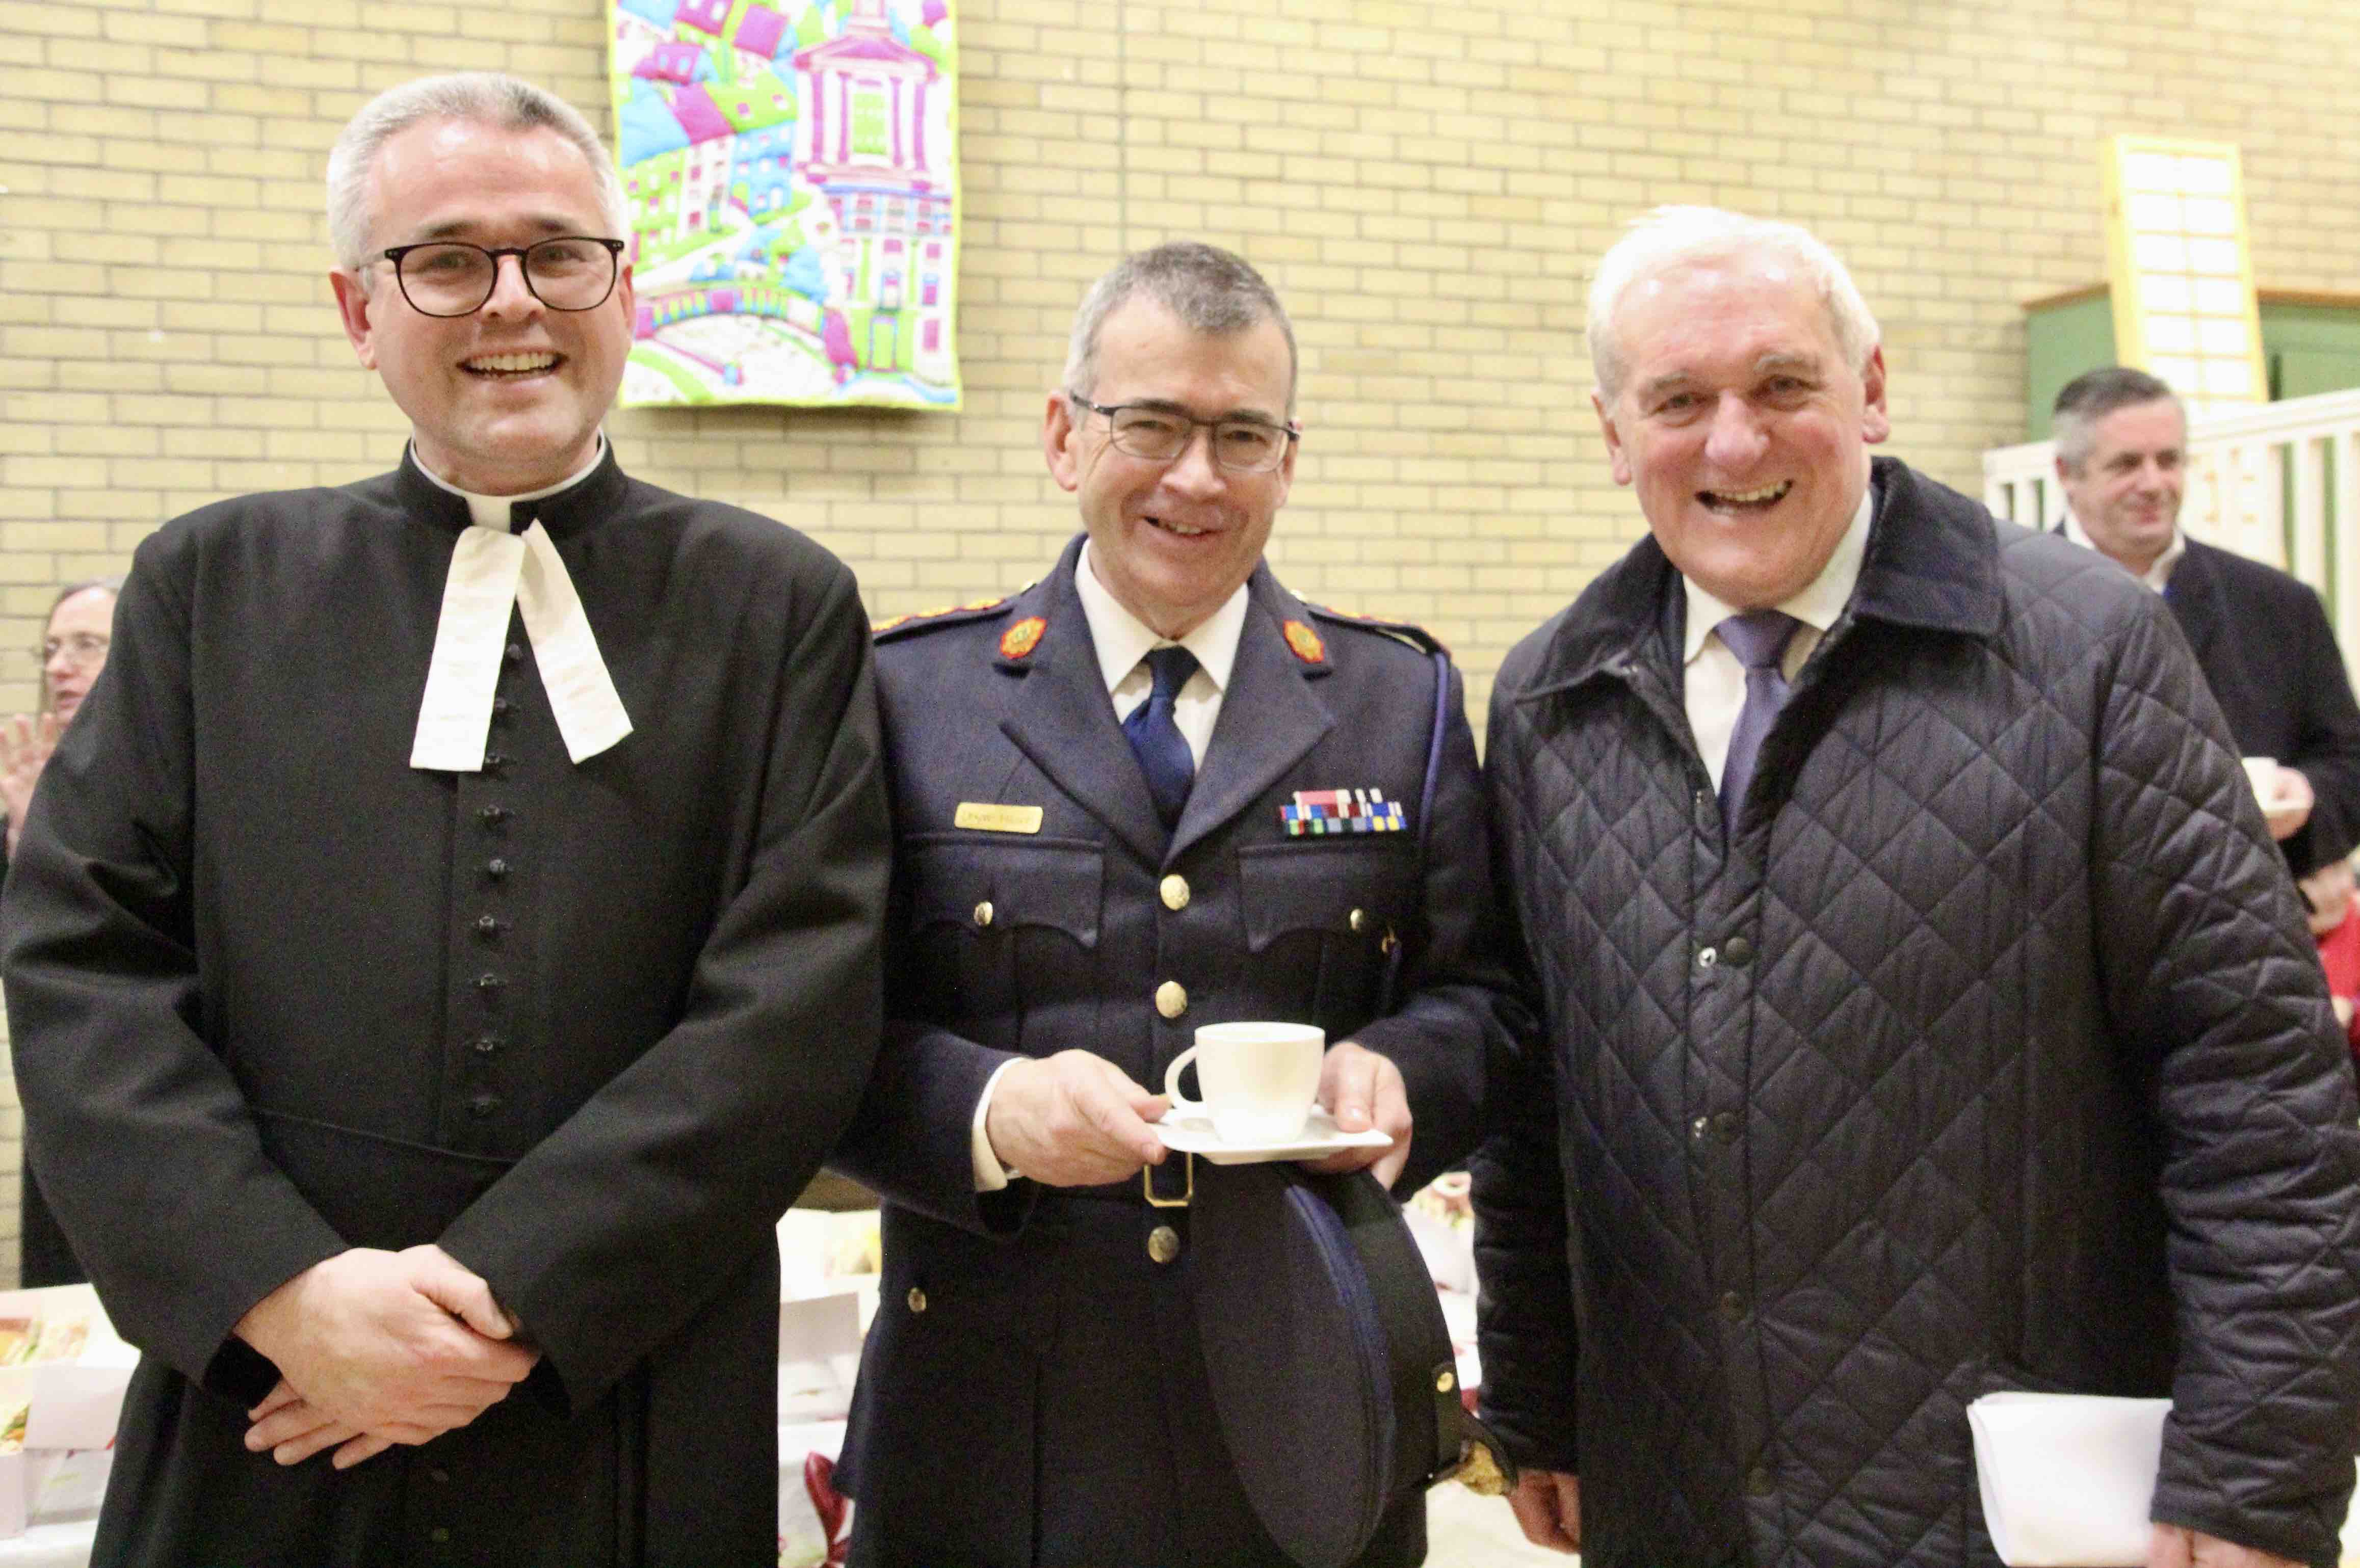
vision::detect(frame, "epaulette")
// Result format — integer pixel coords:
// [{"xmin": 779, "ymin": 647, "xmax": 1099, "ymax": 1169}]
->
[
  {"xmin": 873, "ymin": 595, "xmax": 1013, "ymax": 641},
  {"xmin": 1303, "ymin": 600, "xmax": 1450, "ymax": 658}
]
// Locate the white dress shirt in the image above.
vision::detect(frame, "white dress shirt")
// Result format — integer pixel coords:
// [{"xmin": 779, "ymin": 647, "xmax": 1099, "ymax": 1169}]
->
[
  {"xmin": 968, "ymin": 543, "xmax": 1253, "ymax": 1190},
  {"xmin": 1683, "ymin": 485, "xmax": 1873, "ymax": 791},
  {"xmin": 2061, "ymin": 510, "xmax": 2184, "ymax": 593}
]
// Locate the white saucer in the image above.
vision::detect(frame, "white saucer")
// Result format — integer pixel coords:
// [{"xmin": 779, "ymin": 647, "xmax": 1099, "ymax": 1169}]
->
[{"xmin": 1151, "ymin": 1106, "xmax": 1394, "ymax": 1165}]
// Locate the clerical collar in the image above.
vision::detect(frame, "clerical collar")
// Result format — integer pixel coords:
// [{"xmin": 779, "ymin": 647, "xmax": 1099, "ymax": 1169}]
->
[
  {"xmin": 2061, "ymin": 509, "xmax": 2183, "ymax": 593},
  {"xmin": 1074, "ymin": 539, "xmax": 1247, "ymax": 698},
  {"xmin": 406, "ymin": 434, "xmax": 634, "ymax": 773},
  {"xmin": 410, "ymin": 435, "xmax": 609, "ymax": 528},
  {"xmin": 1682, "ymin": 482, "xmax": 1874, "ymax": 664}
]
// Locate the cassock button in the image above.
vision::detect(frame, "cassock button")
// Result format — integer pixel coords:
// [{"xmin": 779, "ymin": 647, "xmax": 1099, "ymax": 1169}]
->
[
  {"xmin": 474, "ymin": 915, "xmax": 503, "ymax": 938},
  {"xmin": 1348, "ymin": 908, "xmax": 1369, "ymax": 934},
  {"xmin": 1160, "ymin": 875, "xmax": 1190, "ymax": 912},
  {"xmin": 1148, "ymin": 1225, "xmax": 1181, "ymax": 1264},
  {"xmin": 483, "ymin": 752, "xmax": 510, "ymax": 773},
  {"xmin": 475, "ymin": 972, "xmax": 505, "ymax": 993},
  {"xmin": 504, "ymin": 641, "xmax": 523, "ymax": 664},
  {"xmin": 973, "ymin": 901, "xmax": 993, "ymax": 928},
  {"xmin": 468, "ymin": 1094, "xmax": 501, "ymax": 1119},
  {"xmin": 430, "ymin": 1527, "xmax": 452, "ymax": 1544},
  {"xmin": 1156, "ymin": 981, "xmax": 1188, "ymax": 1019},
  {"xmin": 429, "ymin": 1467, "xmax": 451, "ymax": 1485},
  {"xmin": 486, "ymin": 858, "xmax": 510, "ymax": 879},
  {"xmin": 473, "ymin": 1034, "xmax": 504, "ymax": 1056},
  {"xmin": 906, "ymin": 1287, "xmax": 928, "ymax": 1315},
  {"xmin": 491, "ymin": 697, "xmax": 512, "ymax": 719},
  {"xmin": 479, "ymin": 804, "xmax": 510, "ymax": 826}
]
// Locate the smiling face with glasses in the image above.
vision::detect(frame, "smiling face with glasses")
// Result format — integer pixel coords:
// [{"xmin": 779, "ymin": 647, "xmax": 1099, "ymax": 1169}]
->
[
  {"xmin": 330, "ymin": 117, "xmax": 636, "ymax": 495},
  {"xmin": 1044, "ymin": 296, "xmax": 1300, "ymax": 641}
]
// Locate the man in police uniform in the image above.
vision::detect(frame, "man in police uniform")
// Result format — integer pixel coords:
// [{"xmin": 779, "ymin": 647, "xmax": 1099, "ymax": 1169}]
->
[{"xmin": 828, "ymin": 241, "xmax": 1520, "ymax": 1567}]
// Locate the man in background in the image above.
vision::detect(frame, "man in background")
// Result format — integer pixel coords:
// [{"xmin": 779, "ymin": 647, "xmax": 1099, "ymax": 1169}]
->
[
  {"xmin": 2053, "ymin": 365, "xmax": 2360, "ymax": 883},
  {"xmin": 3, "ymin": 72, "xmax": 888, "ymax": 1566},
  {"xmin": 1476, "ymin": 206, "xmax": 2360, "ymax": 1568}
]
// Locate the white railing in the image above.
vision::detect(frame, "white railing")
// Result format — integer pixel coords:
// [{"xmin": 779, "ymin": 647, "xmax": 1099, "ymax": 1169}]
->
[{"xmin": 1985, "ymin": 386, "xmax": 2360, "ymax": 688}]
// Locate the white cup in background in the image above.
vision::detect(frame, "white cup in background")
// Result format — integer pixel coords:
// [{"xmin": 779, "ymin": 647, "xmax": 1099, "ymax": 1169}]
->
[
  {"xmin": 2242, "ymin": 755, "xmax": 2280, "ymax": 805},
  {"xmin": 1164, "ymin": 1022, "xmax": 1325, "ymax": 1145}
]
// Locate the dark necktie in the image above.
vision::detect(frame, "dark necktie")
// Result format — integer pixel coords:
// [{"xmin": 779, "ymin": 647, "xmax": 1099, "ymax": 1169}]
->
[
  {"xmin": 1124, "ymin": 645, "xmax": 1199, "ymax": 829},
  {"xmin": 1716, "ymin": 609, "xmax": 1800, "ymax": 822}
]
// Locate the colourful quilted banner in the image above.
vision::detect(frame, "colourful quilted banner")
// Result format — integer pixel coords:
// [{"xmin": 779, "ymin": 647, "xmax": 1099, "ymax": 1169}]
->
[{"xmin": 608, "ymin": 0, "xmax": 960, "ymax": 409}]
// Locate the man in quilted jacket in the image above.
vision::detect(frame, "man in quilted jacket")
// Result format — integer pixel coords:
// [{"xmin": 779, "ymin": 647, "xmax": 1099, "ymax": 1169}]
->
[{"xmin": 1474, "ymin": 205, "xmax": 2360, "ymax": 1568}]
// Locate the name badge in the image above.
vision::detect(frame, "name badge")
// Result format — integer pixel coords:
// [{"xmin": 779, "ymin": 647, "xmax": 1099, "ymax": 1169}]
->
[{"xmin": 955, "ymin": 802, "xmax": 1043, "ymax": 835}]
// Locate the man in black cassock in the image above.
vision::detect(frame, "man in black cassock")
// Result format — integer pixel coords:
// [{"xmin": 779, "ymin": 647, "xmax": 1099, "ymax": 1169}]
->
[{"xmin": 0, "ymin": 72, "xmax": 890, "ymax": 1567}]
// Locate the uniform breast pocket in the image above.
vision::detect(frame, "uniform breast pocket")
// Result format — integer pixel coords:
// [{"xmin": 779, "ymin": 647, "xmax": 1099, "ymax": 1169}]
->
[
  {"xmin": 897, "ymin": 835, "xmax": 1104, "ymax": 1051},
  {"xmin": 1236, "ymin": 839, "xmax": 1417, "ymax": 1034}
]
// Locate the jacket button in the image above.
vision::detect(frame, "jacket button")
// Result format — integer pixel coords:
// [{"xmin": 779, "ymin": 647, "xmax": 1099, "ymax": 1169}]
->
[
  {"xmin": 486, "ymin": 857, "xmax": 509, "ymax": 879},
  {"xmin": 906, "ymin": 1286, "xmax": 928, "ymax": 1315},
  {"xmin": 973, "ymin": 900, "xmax": 994, "ymax": 928},
  {"xmin": 1160, "ymin": 874, "xmax": 1190, "ymax": 912},
  {"xmin": 467, "ymin": 1094, "xmax": 501, "ymax": 1119},
  {"xmin": 1690, "ymin": 1115, "xmax": 1710, "ymax": 1141},
  {"xmin": 1746, "ymin": 1464, "xmax": 1774, "ymax": 1497},
  {"xmin": 1723, "ymin": 936, "xmax": 1754, "ymax": 967},
  {"xmin": 429, "ymin": 1467, "xmax": 450, "ymax": 1484},
  {"xmin": 1711, "ymin": 1111, "xmax": 1741, "ymax": 1144},
  {"xmin": 430, "ymin": 1527, "xmax": 452, "ymax": 1544},
  {"xmin": 1696, "ymin": 945, "xmax": 1717, "ymax": 969},
  {"xmin": 1718, "ymin": 1290, "xmax": 1746, "ymax": 1323},
  {"xmin": 1348, "ymin": 908, "xmax": 1369, "ymax": 933},
  {"xmin": 1148, "ymin": 1225, "xmax": 1181, "ymax": 1264},
  {"xmin": 1155, "ymin": 981, "xmax": 1188, "ymax": 1019}
]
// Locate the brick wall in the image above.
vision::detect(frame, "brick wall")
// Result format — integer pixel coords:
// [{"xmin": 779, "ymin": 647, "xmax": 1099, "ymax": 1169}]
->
[{"xmin": 3, "ymin": 0, "xmax": 2357, "ymax": 1277}]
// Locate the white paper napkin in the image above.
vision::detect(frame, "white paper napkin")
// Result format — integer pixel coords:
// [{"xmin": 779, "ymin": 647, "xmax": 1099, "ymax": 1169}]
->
[{"xmin": 1967, "ymin": 1391, "xmax": 2169, "ymax": 1566}]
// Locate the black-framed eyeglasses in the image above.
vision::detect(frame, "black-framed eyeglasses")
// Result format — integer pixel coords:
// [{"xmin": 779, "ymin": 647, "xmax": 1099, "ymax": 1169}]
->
[
  {"xmin": 379, "ymin": 237, "xmax": 626, "ymax": 318},
  {"xmin": 36, "ymin": 633, "xmax": 108, "ymax": 670},
  {"xmin": 1068, "ymin": 393, "xmax": 1299, "ymax": 474}
]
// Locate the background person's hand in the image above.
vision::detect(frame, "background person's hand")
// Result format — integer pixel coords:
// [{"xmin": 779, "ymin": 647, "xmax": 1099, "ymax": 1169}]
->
[
  {"xmin": 235, "ymin": 1244, "xmax": 537, "ymax": 1467},
  {"xmin": 2146, "ymin": 1523, "xmax": 2304, "ymax": 1567},
  {"xmin": 1305, "ymin": 1040, "xmax": 1412, "ymax": 1187},
  {"xmin": 983, "ymin": 1050, "xmax": 1170, "ymax": 1186},
  {"xmin": 0, "ymin": 712, "xmax": 58, "ymax": 858},
  {"xmin": 1504, "ymin": 1468, "xmax": 1581, "ymax": 1554},
  {"xmin": 2264, "ymin": 763, "xmax": 2315, "ymax": 842}
]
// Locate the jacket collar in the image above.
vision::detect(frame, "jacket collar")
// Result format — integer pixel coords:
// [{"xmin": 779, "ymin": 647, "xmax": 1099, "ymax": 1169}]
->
[
  {"xmin": 1517, "ymin": 456, "xmax": 2005, "ymax": 701},
  {"xmin": 993, "ymin": 537, "xmax": 1336, "ymax": 866}
]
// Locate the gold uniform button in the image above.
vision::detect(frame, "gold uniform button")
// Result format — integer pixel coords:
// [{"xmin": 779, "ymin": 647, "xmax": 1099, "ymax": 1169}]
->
[
  {"xmin": 1148, "ymin": 1225, "xmax": 1181, "ymax": 1264},
  {"xmin": 906, "ymin": 1286, "xmax": 928, "ymax": 1314},
  {"xmin": 1160, "ymin": 874, "xmax": 1190, "ymax": 911},
  {"xmin": 1436, "ymin": 1369, "xmax": 1457, "ymax": 1393},
  {"xmin": 1348, "ymin": 908, "xmax": 1369, "ymax": 933},
  {"xmin": 973, "ymin": 901, "xmax": 993, "ymax": 928},
  {"xmin": 1155, "ymin": 980, "xmax": 1188, "ymax": 1019}
]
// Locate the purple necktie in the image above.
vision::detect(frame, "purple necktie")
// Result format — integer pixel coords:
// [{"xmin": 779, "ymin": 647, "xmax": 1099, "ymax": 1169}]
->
[{"xmin": 1716, "ymin": 609, "xmax": 1800, "ymax": 823}]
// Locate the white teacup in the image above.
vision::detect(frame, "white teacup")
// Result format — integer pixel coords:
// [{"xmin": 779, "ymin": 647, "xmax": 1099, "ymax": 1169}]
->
[
  {"xmin": 2243, "ymin": 755, "xmax": 2280, "ymax": 804},
  {"xmin": 1164, "ymin": 1022, "xmax": 1325, "ymax": 1145}
]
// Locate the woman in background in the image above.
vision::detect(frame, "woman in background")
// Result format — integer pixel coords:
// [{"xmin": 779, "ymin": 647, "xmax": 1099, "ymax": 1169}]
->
[{"xmin": 2, "ymin": 577, "xmax": 121, "ymax": 1286}]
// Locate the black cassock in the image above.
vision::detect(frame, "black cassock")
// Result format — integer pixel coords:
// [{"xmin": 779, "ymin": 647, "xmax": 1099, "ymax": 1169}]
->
[{"xmin": 1, "ymin": 449, "xmax": 891, "ymax": 1567}]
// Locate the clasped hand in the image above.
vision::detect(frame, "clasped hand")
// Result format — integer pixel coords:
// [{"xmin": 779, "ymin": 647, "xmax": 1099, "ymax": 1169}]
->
[
  {"xmin": 234, "ymin": 1244, "xmax": 537, "ymax": 1469},
  {"xmin": 985, "ymin": 1041, "xmax": 1412, "ymax": 1188}
]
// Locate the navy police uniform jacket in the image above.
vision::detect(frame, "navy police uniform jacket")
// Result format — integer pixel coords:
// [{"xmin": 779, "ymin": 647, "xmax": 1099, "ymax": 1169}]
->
[{"xmin": 829, "ymin": 537, "xmax": 1522, "ymax": 1568}]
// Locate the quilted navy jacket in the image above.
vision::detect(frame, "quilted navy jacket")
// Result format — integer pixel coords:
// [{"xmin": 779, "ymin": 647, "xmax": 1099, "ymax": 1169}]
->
[{"xmin": 1474, "ymin": 457, "xmax": 2360, "ymax": 1568}]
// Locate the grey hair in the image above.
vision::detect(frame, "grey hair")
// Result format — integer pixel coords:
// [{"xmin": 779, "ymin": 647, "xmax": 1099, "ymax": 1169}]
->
[
  {"xmin": 1587, "ymin": 206, "xmax": 1881, "ymax": 403},
  {"xmin": 2051, "ymin": 366, "xmax": 2183, "ymax": 472},
  {"xmin": 1062, "ymin": 242, "xmax": 1299, "ymax": 415},
  {"xmin": 39, "ymin": 575, "xmax": 124, "ymax": 716},
  {"xmin": 326, "ymin": 73, "xmax": 628, "ymax": 273}
]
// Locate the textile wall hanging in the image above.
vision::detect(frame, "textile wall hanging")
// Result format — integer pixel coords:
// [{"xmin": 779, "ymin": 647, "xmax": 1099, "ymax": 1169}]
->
[{"xmin": 609, "ymin": 0, "xmax": 960, "ymax": 409}]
